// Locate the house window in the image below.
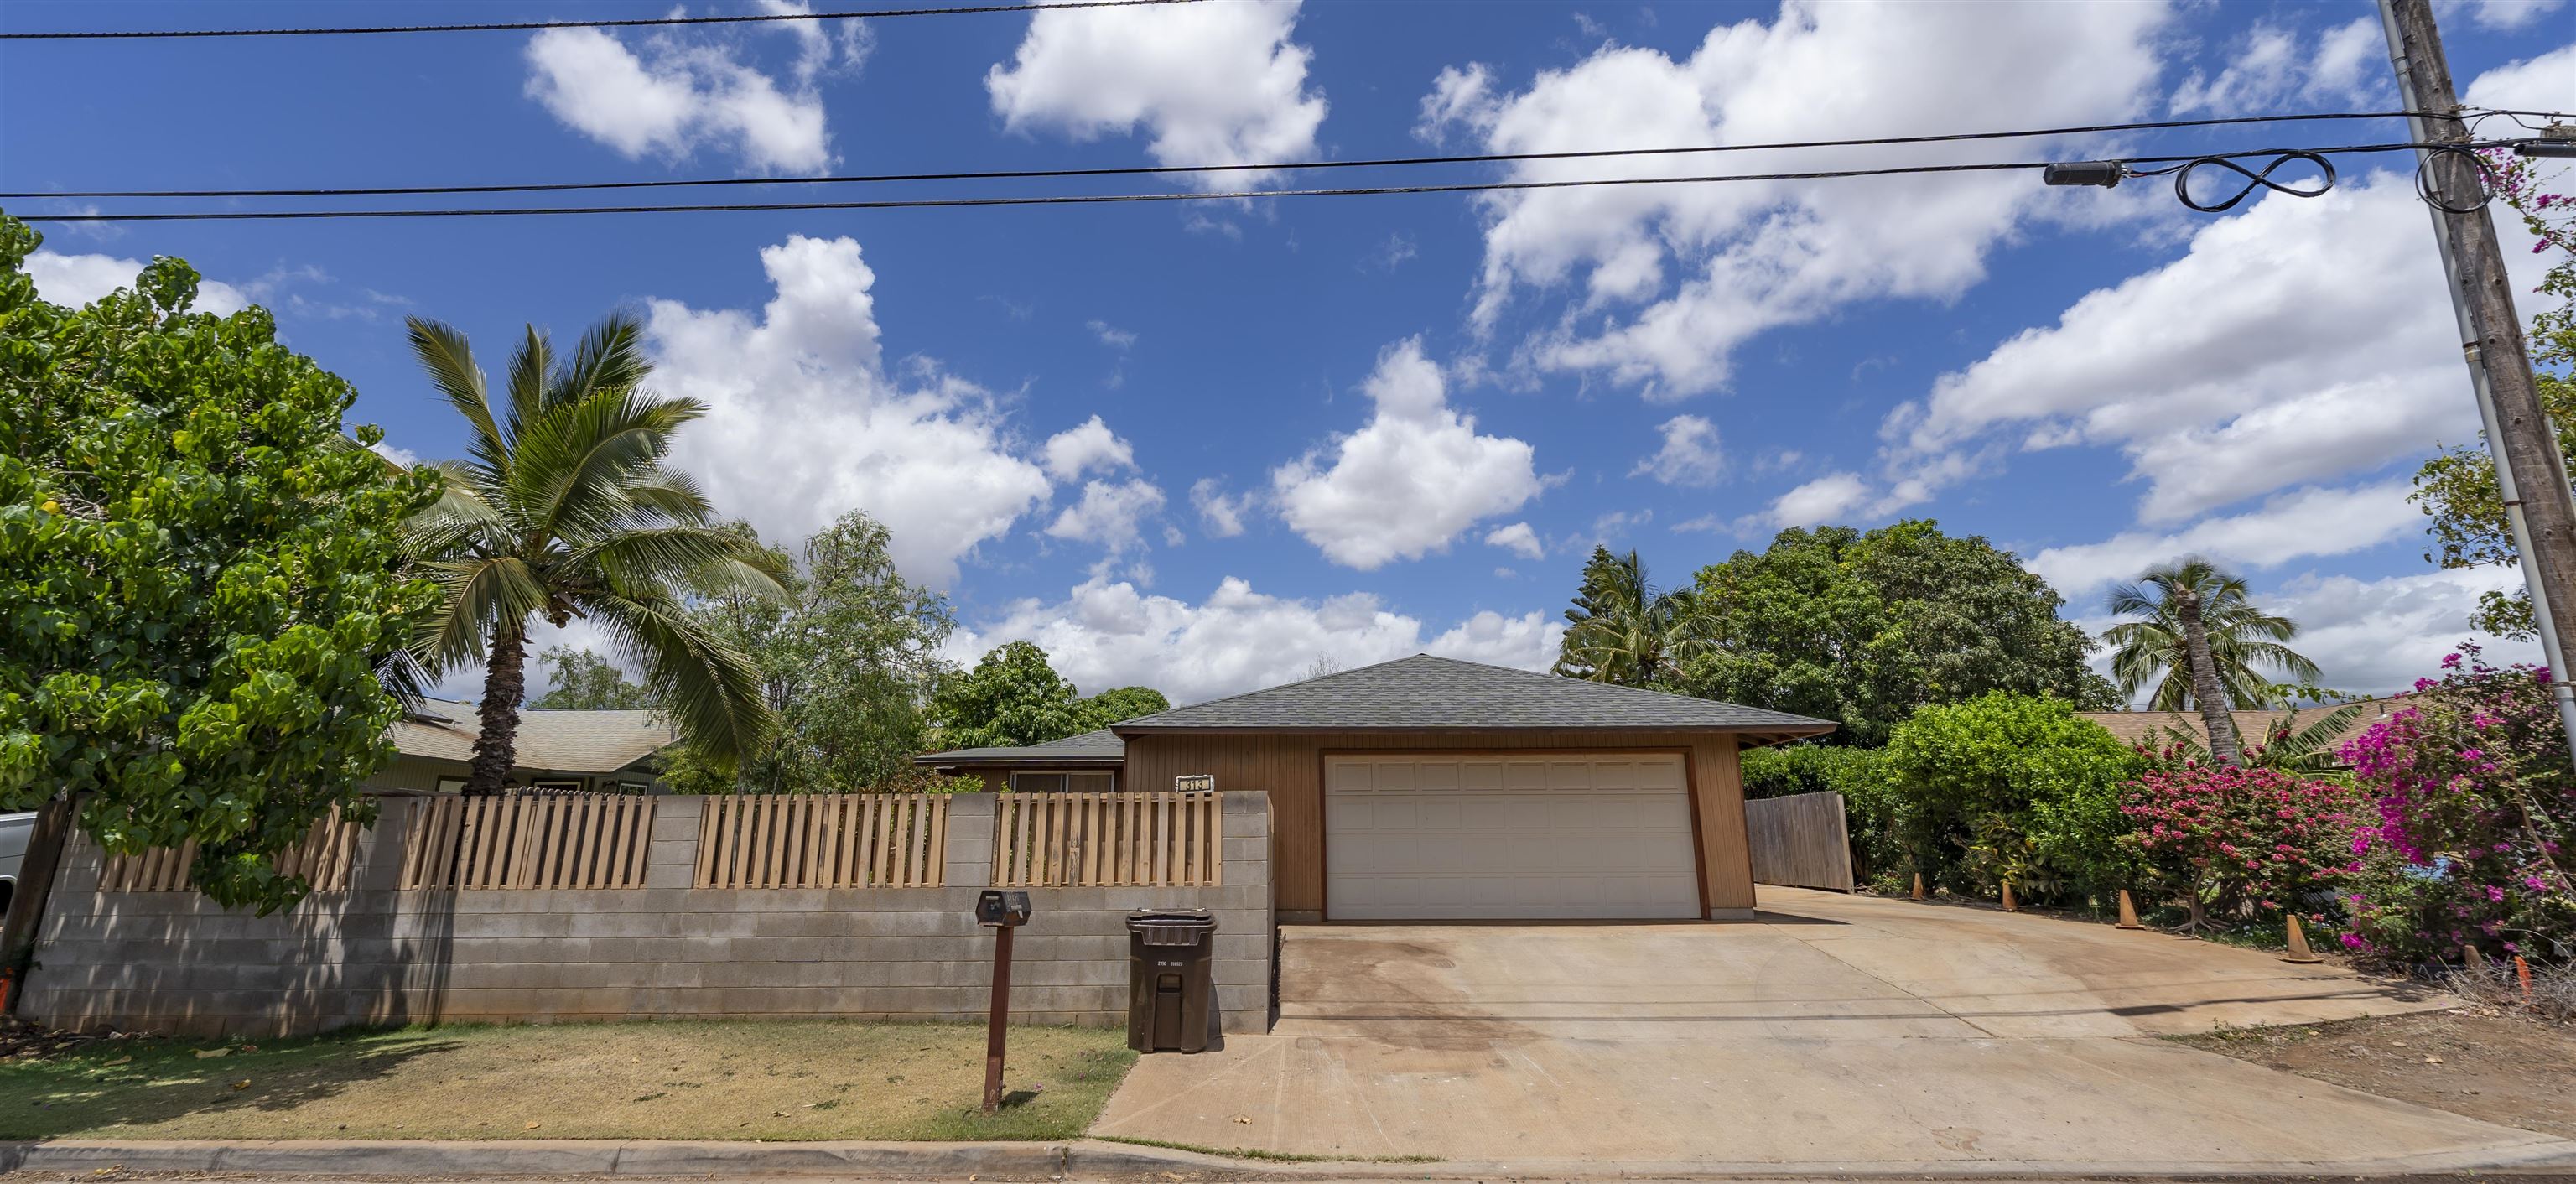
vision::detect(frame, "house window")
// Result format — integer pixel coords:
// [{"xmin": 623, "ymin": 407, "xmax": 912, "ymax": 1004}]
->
[
  {"xmin": 434, "ymin": 777, "xmax": 467, "ymax": 795},
  {"xmin": 528, "ymin": 778, "xmax": 586, "ymax": 794},
  {"xmin": 1009, "ymin": 771, "xmax": 1116, "ymax": 793}
]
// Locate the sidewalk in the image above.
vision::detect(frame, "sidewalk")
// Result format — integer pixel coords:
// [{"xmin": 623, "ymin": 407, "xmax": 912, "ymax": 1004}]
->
[{"xmin": 5, "ymin": 1135, "xmax": 2575, "ymax": 1181}]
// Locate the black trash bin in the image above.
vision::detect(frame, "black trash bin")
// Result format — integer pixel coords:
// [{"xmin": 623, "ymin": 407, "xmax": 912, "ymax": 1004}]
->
[{"xmin": 1124, "ymin": 908, "xmax": 1218, "ymax": 1053}]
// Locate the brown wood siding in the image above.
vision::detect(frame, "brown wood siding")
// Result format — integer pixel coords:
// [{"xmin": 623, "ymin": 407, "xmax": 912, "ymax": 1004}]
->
[{"xmin": 1123, "ymin": 730, "xmax": 1755, "ymax": 917}]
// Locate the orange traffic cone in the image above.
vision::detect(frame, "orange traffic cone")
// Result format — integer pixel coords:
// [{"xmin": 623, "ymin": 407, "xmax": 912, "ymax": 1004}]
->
[
  {"xmin": 1911, "ymin": 872, "xmax": 1927, "ymax": 901},
  {"xmin": 2000, "ymin": 881, "xmax": 2019, "ymax": 912},
  {"xmin": 2282, "ymin": 914, "xmax": 2324, "ymax": 964},
  {"xmin": 2115, "ymin": 889, "xmax": 2144, "ymax": 930}
]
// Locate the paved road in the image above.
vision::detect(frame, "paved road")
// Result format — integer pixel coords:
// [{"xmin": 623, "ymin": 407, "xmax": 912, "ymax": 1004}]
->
[{"xmin": 1093, "ymin": 887, "xmax": 2576, "ymax": 1174}]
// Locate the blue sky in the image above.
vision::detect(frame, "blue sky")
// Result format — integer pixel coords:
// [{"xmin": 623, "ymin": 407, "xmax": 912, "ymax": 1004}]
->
[{"xmin": 7, "ymin": 0, "xmax": 2575, "ymax": 704}]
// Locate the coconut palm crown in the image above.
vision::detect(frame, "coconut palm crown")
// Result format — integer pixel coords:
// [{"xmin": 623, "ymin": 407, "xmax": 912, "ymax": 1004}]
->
[
  {"xmin": 2102, "ymin": 557, "xmax": 2318, "ymax": 766},
  {"xmin": 405, "ymin": 312, "xmax": 787, "ymax": 795},
  {"xmin": 1555, "ymin": 547, "xmax": 1713, "ymax": 688}
]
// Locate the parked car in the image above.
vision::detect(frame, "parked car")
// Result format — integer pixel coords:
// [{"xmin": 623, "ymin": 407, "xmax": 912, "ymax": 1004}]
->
[{"xmin": 0, "ymin": 811, "xmax": 33, "ymax": 917}]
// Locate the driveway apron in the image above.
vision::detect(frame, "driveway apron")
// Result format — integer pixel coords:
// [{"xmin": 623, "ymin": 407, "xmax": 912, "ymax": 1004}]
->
[{"xmin": 1090, "ymin": 886, "xmax": 2573, "ymax": 1171}]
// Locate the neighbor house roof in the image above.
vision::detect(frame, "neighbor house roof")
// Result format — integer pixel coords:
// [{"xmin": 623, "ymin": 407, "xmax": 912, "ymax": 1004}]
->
[
  {"xmin": 917, "ymin": 729, "xmax": 1127, "ymax": 768},
  {"xmin": 1109, "ymin": 654, "xmax": 1836, "ymax": 740},
  {"xmin": 2077, "ymin": 697, "xmax": 2406, "ymax": 756},
  {"xmin": 392, "ymin": 698, "xmax": 678, "ymax": 775}
]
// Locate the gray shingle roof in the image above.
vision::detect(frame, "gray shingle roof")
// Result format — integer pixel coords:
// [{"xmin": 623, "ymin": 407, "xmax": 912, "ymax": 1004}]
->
[
  {"xmin": 917, "ymin": 729, "xmax": 1127, "ymax": 766},
  {"xmin": 393, "ymin": 698, "xmax": 678, "ymax": 774},
  {"xmin": 1110, "ymin": 655, "xmax": 1836, "ymax": 736}
]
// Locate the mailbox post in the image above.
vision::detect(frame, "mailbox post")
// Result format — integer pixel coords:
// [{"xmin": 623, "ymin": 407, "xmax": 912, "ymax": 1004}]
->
[{"xmin": 975, "ymin": 889, "xmax": 1031, "ymax": 1113}]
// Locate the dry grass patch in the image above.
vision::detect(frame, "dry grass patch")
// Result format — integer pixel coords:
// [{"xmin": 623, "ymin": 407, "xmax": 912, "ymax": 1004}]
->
[
  {"xmin": 0, "ymin": 1020, "xmax": 1134, "ymax": 1141},
  {"xmin": 2172, "ymin": 1008, "xmax": 2576, "ymax": 1141}
]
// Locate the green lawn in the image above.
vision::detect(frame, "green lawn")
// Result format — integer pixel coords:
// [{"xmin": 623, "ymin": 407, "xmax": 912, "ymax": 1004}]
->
[{"xmin": 0, "ymin": 1020, "xmax": 1135, "ymax": 1140}]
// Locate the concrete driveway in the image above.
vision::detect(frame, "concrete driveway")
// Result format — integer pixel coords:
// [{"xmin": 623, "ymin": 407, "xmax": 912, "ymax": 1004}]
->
[{"xmin": 1091, "ymin": 886, "xmax": 2576, "ymax": 1174}]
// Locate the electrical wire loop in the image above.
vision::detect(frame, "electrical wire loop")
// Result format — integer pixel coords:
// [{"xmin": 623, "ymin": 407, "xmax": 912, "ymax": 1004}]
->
[
  {"xmin": 2414, "ymin": 143, "xmax": 2498, "ymax": 215},
  {"xmin": 2169, "ymin": 150, "xmax": 2337, "ymax": 213}
]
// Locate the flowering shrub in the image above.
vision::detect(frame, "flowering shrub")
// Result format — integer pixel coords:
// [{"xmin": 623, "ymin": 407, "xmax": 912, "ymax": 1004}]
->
[
  {"xmin": 2120, "ymin": 762, "xmax": 2355, "ymax": 931},
  {"xmin": 2340, "ymin": 647, "xmax": 2576, "ymax": 964}
]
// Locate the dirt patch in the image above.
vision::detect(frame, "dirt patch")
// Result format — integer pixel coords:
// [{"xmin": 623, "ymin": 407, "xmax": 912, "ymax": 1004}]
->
[
  {"xmin": 0, "ymin": 1019, "xmax": 1135, "ymax": 1141},
  {"xmin": 2171, "ymin": 1008, "xmax": 2576, "ymax": 1140}
]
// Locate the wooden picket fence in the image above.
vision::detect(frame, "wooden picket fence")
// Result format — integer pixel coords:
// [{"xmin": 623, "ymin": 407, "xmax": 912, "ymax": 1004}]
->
[
  {"xmin": 400, "ymin": 792, "xmax": 659, "ymax": 891},
  {"xmin": 98, "ymin": 807, "xmax": 364, "ymax": 893},
  {"xmin": 693, "ymin": 793, "xmax": 949, "ymax": 889},
  {"xmin": 994, "ymin": 792, "xmax": 1220, "ymax": 888}
]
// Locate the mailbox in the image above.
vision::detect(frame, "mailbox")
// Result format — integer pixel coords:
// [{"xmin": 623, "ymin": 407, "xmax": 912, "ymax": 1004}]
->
[{"xmin": 976, "ymin": 889, "xmax": 1032, "ymax": 927}]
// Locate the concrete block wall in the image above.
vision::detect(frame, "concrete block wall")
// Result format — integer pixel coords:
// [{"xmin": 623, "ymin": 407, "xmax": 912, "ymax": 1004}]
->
[{"xmin": 21, "ymin": 792, "xmax": 1274, "ymax": 1039}]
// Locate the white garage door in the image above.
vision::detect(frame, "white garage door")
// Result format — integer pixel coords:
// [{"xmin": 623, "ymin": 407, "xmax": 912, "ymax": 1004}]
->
[{"xmin": 1325, "ymin": 753, "xmax": 1701, "ymax": 920}]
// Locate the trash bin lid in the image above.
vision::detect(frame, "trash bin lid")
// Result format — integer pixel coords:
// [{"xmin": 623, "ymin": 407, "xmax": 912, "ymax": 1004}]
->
[{"xmin": 1126, "ymin": 908, "xmax": 1216, "ymax": 945}]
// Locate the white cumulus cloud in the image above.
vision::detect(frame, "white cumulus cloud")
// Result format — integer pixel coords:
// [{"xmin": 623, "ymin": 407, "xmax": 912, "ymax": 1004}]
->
[
  {"xmin": 26, "ymin": 251, "xmax": 249, "ymax": 315},
  {"xmin": 1190, "ymin": 478, "xmax": 1253, "ymax": 538},
  {"xmin": 985, "ymin": 0, "xmax": 1325, "ymax": 190},
  {"xmin": 645, "ymin": 234, "xmax": 1050, "ymax": 587},
  {"xmin": 1046, "ymin": 477, "xmax": 1167, "ymax": 554},
  {"xmin": 1633, "ymin": 413, "xmax": 1725, "ymax": 486},
  {"xmin": 2168, "ymin": 19, "xmax": 2381, "ymax": 115},
  {"xmin": 525, "ymin": 5, "xmax": 856, "ymax": 173},
  {"xmin": 1272, "ymin": 338, "xmax": 1544, "ymax": 569},
  {"xmin": 1041, "ymin": 415, "xmax": 1135, "ymax": 482},
  {"xmin": 1429, "ymin": 0, "xmax": 2171, "ymax": 397},
  {"xmin": 1485, "ymin": 522, "xmax": 1545, "ymax": 559},
  {"xmin": 2026, "ymin": 480, "xmax": 2418, "ymax": 600},
  {"xmin": 951, "ymin": 576, "xmax": 1563, "ymax": 703}
]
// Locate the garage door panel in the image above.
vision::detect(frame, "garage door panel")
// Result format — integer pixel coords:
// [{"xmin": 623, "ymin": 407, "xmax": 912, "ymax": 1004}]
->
[{"xmin": 1326, "ymin": 753, "xmax": 1700, "ymax": 921}]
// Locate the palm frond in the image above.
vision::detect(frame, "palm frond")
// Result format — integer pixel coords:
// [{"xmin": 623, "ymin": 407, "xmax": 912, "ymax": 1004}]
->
[
  {"xmin": 509, "ymin": 388, "xmax": 711, "ymax": 546},
  {"xmin": 575, "ymin": 524, "xmax": 789, "ymax": 600},
  {"xmin": 406, "ymin": 316, "xmax": 512, "ymax": 484},
  {"xmin": 503, "ymin": 323, "xmax": 554, "ymax": 452},
  {"xmin": 584, "ymin": 589, "xmax": 776, "ymax": 769},
  {"xmin": 413, "ymin": 554, "xmax": 551, "ymax": 672},
  {"xmin": 551, "ymin": 311, "xmax": 652, "ymax": 408}
]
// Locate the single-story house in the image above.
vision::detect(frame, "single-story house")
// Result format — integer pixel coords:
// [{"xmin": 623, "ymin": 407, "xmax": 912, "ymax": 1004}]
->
[
  {"xmin": 2077, "ymin": 697, "xmax": 2405, "ymax": 762},
  {"xmin": 363, "ymin": 698, "xmax": 679, "ymax": 794},
  {"xmin": 919, "ymin": 654, "xmax": 1834, "ymax": 922}
]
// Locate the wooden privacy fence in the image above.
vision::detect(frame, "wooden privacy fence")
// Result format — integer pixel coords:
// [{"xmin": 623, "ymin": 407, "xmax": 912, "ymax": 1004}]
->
[
  {"xmin": 401, "ymin": 792, "xmax": 658, "ymax": 890},
  {"xmin": 99, "ymin": 807, "xmax": 364, "ymax": 893},
  {"xmin": 1745, "ymin": 790, "xmax": 1857, "ymax": 891},
  {"xmin": 995, "ymin": 792, "xmax": 1219, "ymax": 888},
  {"xmin": 694, "ymin": 793, "xmax": 948, "ymax": 889}
]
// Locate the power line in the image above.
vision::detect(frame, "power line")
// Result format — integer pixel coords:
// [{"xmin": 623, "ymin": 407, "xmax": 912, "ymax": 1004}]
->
[
  {"xmin": 0, "ymin": 111, "xmax": 2428, "ymax": 200},
  {"xmin": 0, "ymin": 0, "xmax": 1190, "ymax": 40},
  {"xmin": 13, "ymin": 142, "xmax": 2484, "ymax": 224}
]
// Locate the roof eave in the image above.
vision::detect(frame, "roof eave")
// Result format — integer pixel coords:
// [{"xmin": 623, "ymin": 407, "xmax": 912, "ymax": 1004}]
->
[
  {"xmin": 1110, "ymin": 721, "xmax": 1838, "ymax": 738},
  {"xmin": 912, "ymin": 754, "xmax": 1126, "ymax": 769}
]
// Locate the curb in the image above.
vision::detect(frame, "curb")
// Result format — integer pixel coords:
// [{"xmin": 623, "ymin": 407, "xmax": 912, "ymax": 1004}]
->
[{"xmin": 3, "ymin": 1136, "xmax": 2574, "ymax": 1180}]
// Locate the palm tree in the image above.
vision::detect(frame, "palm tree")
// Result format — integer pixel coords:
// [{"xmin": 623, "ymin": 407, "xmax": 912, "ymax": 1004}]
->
[
  {"xmin": 405, "ymin": 313, "xmax": 787, "ymax": 795},
  {"xmin": 1555, "ymin": 547, "xmax": 1712, "ymax": 688},
  {"xmin": 2102, "ymin": 558, "xmax": 2319, "ymax": 767}
]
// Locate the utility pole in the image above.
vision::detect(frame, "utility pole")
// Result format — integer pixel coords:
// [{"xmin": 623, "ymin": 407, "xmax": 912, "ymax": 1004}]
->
[{"xmin": 2380, "ymin": 0, "xmax": 2576, "ymax": 761}]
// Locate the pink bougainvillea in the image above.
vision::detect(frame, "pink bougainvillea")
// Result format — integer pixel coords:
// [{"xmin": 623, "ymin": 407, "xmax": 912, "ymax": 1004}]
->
[
  {"xmin": 2120, "ymin": 762, "xmax": 2355, "ymax": 931},
  {"xmin": 2340, "ymin": 645, "xmax": 2576, "ymax": 963}
]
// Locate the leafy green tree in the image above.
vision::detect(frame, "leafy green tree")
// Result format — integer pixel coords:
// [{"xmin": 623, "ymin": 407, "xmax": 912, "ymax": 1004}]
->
[
  {"xmin": 0, "ymin": 216, "xmax": 434, "ymax": 917},
  {"xmin": 2410, "ymin": 149, "xmax": 2576, "ymax": 640},
  {"xmin": 1554, "ymin": 546, "xmax": 1710, "ymax": 688},
  {"xmin": 1881, "ymin": 692, "xmax": 2142, "ymax": 904},
  {"xmin": 1678, "ymin": 522, "xmax": 2115, "ymax": 746},
  {"xmin": 664, "ymin": 512, "xmax": 960, "ymax": 793},
  {"xmin": 928, "ymin": 642, "xmax": 1166, "ymax": 750},
  {"xmin": 1076, "ymin": 684, "xmax": 1172, "ymax": 730},
  {"xmin": 527, "ymin": 646, "xmax": 655, "ymax": 709},
  {"xmin": 2101, "ymin": 558, "xmax": 2317, "ymax": 766},
  {"xmin": 404, "ymin": 314, "xmax": 786, "ymax": 794}
]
